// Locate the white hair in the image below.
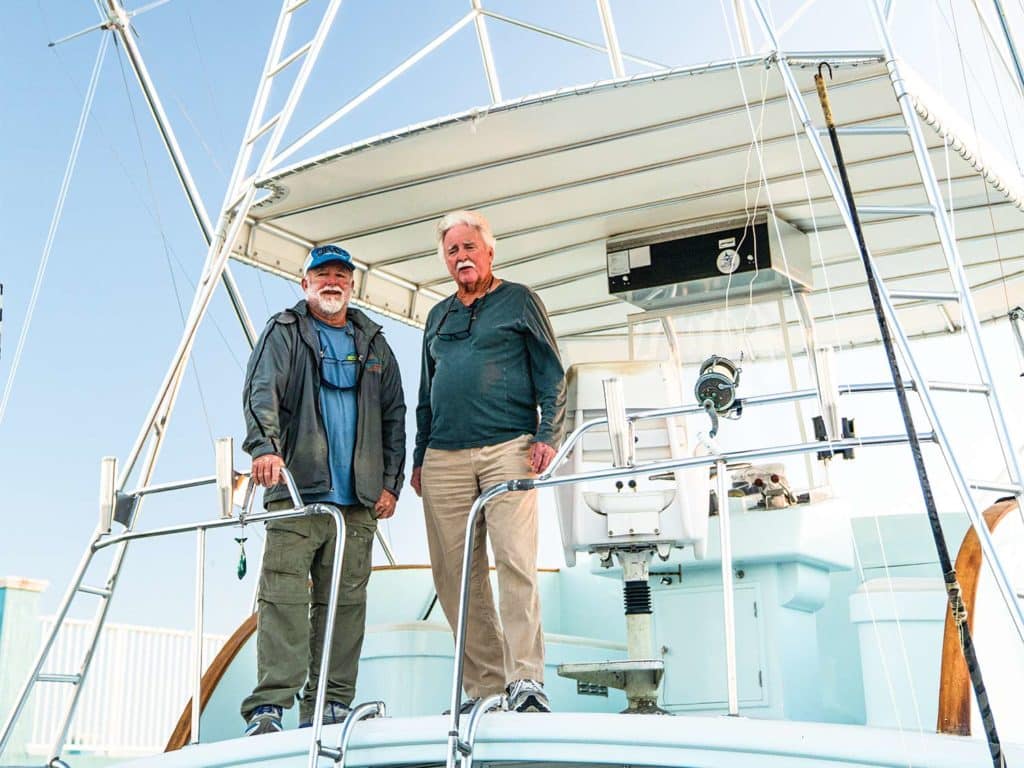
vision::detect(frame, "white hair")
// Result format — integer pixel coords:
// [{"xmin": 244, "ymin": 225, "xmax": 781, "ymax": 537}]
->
[{"xmin": 435, "ymin": 210, "xmax": 496, "ymax": 262}]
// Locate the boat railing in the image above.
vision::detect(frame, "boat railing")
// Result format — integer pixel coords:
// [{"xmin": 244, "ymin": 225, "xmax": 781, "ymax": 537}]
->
[
  {"xmin": 443, "ymin": 382, "xmax": 945, "ymax": 768},
  {"xmin": 68, "ymin": 467, "xmax": 348, "ymax": 768}
]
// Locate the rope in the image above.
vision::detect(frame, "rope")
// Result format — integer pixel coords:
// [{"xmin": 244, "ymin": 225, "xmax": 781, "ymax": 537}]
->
[{"xmin": 0, "ymin": 35, "xmax": 109, "ymax": 432}]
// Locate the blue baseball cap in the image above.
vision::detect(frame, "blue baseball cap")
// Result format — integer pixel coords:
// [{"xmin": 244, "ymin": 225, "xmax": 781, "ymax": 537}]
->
[{"xmin": 304, "ymin": 244, "xmax": 355, "ymax": 273}]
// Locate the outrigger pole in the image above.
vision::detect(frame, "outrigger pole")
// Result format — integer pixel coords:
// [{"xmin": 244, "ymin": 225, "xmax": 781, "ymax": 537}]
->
[
  {"xmin": 100, "ymin": 0, "xmax": 258, "ymax": 347},
  {"xmin": 97, "ymin": 0, "xmax": 400, "ymax": 569},
  {"xmin": 814, "ymin": 65, "xmax": 1005, "ymax": 768}
]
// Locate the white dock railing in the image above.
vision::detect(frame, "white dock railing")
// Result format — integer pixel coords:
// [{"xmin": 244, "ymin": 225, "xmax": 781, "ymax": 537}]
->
[{"xmin": 28, "ymin": 617, "xmax": 226, "ymax": 757}]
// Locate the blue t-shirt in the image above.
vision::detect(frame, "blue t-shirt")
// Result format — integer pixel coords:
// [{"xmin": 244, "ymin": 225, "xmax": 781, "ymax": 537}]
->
[{"xmin": 306, "ymin": 319, "xmax": 358, "ymax": 506}]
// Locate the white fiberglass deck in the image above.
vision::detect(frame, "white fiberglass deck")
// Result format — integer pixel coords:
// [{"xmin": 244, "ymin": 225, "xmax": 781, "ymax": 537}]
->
[{"xmin": 126, "ymin": 712, "xmax": 1020, "ymax": 768}]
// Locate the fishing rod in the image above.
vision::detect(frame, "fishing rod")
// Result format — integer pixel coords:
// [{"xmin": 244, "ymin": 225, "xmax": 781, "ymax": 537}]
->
[{"xmin": 814, "ymin": 62, "xmax": 1005, "ymax": 768}]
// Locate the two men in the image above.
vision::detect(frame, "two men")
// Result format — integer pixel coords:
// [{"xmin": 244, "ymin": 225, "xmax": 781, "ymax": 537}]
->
[
  {"xmin": 241, "ymin": 208, "xmax": 564, "ymax": 732},
  {"xmin": 241, "ymin": 245, "xmax": 406, "ymax": 735},
  {"xmin": 412, "ymin": 210, "xmax": 566, "ymax": 713}
]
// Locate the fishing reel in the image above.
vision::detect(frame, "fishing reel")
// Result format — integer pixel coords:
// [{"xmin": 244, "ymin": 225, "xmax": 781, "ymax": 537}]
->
[{"xmin": 694, "ymin": 355, "xmax": 741, "ymax": 438}]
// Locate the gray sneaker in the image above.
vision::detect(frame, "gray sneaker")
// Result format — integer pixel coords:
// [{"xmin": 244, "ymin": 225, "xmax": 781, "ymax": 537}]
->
[
  {"xmin": 245, "ymin": 705, "xmax": 283, "ymax": 736},
  {"xmin": 442, "ymin": 697, "xmax": 480, "ymax": 716},
  {"xmin": 299, "ymin": 700, "xmax": 351, "ymax": 728},
  {"xmin": 507, "ymin": 679, "xmax": 550, "ymax": 713}
]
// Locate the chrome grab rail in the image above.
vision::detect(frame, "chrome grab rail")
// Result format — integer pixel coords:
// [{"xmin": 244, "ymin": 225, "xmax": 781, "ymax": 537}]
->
[
  {"xmin": 318, "ymin": 700, "xmax": 386, "ymax": 767},
  {"xmin": 543, "ymin": 379, "xmax": 937, "ymax": 481},
  {"xmin": 460, "ymin": 695, "xmax": 506, "ymax": 768},
  {"xmin": 93, "ymin": 468, "xmax": 347, "ymax": 768},
  {"xmin": 443, "ymin": 429, "xmax": 935, "ymax": 768}
]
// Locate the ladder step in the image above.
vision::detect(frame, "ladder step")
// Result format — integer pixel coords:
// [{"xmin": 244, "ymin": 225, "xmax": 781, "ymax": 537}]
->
[
  {"xmin": 925, "ymin": 380, "xmax": 990, "ymax": 394},
  {"xmin": 889, "ymin": 290, "xmax": 959, "ymax": 302},
  {"xmin": 77, "ymin": 584, "xmax": 112, "ymax": 597},
  {"xmin": 968, "ymin": 480, "xmax": 1023, "ymax": 495},
  {"xmin": 857, "ymin": 205, "xmax": 935, "ymax": 217},
  {"xmin": 818, "ymin": 125, "xmax": 909, "ymax": 136},
  {"xmin": 268, "ymin": 41, "xmax": 312, "ymax": 77},
  {"xmin": 245, "ymin": 113, "xmax": 281, "ymax": 146},
  {"xmin": 285, "ymin": 0, "xmax": 310, "ymax": 12},
  {"xmin": 37, "ymin": 673, "xmax": 81, "ymax": 685}
]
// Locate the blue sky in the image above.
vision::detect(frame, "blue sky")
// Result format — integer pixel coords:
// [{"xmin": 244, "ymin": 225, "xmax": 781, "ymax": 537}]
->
[{"xmin": 2, "ymin": 0, "xmax": 1023, "ymax": 639}]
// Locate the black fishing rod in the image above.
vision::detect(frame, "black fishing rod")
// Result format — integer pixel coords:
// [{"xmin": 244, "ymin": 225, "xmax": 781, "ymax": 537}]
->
[{"xmin": 814, "ymin": 62, "xmax": 1005, "ymax": 768}]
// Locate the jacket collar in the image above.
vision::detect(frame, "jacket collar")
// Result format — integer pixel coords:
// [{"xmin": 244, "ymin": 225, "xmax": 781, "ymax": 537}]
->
[{"xmin": 290, "ymin": 299, "xmax": 381, "ymax": 352}]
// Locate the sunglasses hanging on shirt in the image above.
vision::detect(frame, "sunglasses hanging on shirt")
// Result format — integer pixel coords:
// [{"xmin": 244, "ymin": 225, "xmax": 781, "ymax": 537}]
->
[{"xmin": 318, "ymin": 329, "xmax": 359, "ymax": 390}]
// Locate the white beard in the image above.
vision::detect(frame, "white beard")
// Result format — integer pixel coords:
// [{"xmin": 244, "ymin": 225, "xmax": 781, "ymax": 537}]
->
[{"xmin": 311, "ymin": 291, "xmax": 347, "ymax": 316}]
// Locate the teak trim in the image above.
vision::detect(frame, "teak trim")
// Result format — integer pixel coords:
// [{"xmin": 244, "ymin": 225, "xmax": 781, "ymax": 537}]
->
[
  {"xmin": 165, "ymin": 613, "xmax": 257, "ymax": 751},
  {"xmin": 936, "ymin": 497, "xmax": 1018, "ymax": 736},
  {"xmin": 164, "ymin": 563, "xmax": 559, "ymax": 749}
]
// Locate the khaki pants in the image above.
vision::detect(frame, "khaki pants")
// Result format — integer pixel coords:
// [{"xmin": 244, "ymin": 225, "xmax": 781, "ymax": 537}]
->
[
  {"xmin": 422, "ymin": 435, "xmax": 544, "ymax": 698},
  {"xmin": 240, "ymin": 504, "xmax": 376, "ymax": 723}
]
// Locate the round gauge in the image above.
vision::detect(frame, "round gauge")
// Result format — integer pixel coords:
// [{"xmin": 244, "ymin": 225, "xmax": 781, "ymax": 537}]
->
[{"xmin": 716, "ymin": 248, "xmax": 740, "ymax": 274}]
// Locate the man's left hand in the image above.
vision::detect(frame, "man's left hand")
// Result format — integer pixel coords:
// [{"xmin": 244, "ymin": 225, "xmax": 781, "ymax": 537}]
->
[
  {"xmin": 374, "ymin": 489, "xmax": 397, "ymax": 519},
  {"xmin": 529, "ymin": 440, "xmax": 557, "ymax": 474}
]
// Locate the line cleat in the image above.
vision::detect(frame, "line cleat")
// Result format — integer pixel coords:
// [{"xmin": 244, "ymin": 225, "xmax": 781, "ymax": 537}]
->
[
  {"xmin": 244, "ymin": 704, "xmax": 283, "ymax": 736},
  {"xmin": 299, "ymin": 700, "xmax": 352, "ymax": 728},
  {"xmin": 507, "ymin": 679, "xmax": 550, "ymax": 713}
]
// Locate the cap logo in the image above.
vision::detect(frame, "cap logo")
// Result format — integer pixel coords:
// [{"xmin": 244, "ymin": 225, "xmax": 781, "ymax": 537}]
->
[{"xmin": 304, "ymin": 244, "xmax": 354, "ymax": 273}]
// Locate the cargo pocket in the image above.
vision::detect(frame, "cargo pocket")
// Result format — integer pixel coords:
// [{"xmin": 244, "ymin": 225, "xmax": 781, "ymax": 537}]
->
[
  {"xmin": 259, "ymin": 522, "xmax": 314, "ymax": 605},
  {"xmin": 314, "ymin": 508, "xmax": 375, "ymax": 606}
]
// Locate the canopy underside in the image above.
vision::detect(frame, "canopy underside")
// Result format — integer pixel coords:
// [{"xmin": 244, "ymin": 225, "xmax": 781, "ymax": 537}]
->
[{"xmin": 233, "ymin": 53, "xmax": 1024, "ymax": 362}]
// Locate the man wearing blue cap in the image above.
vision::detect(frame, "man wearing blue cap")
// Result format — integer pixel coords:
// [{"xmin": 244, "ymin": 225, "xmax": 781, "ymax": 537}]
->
[{"xmin": 240, "ymin": 245, "xmax": 406, "ymax": 735}]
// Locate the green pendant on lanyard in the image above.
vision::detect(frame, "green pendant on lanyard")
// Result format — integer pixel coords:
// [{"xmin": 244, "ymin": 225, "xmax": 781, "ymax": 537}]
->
[{"xmin": 235, "ymin": 535, "xmax": 248, "ymax": 580}]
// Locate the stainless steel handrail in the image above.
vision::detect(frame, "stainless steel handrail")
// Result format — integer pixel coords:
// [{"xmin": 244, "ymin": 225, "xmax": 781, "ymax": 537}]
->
[
  {"xmin": 319, "ymin": 700, "xmax": 386, "ymax": 767},
  {"xmin": 90, "ymin": 468, "xmax": 347, "ymax": 767},
  {"xmin": 543, "ymin": 379, "xmax": 941, "ymax": 481},
  {"xmin": 443, "ymin": 431, "xmax": 935, "ymax": 767},
  {"xmin": 460, "ymin": 694, "xmax": 506, "ymax": 768}
]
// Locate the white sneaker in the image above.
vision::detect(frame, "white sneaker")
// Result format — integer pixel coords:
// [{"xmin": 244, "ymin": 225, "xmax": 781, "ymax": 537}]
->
[{"xmin": 506, "ymin": 679, "xmax": 550, "ymax": 713}]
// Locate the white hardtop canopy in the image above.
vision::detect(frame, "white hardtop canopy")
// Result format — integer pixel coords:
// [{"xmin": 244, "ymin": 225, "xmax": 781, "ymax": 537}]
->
[{"xmin": 234, "ymin": 53, "xmax": 1024, "ymax": 361}]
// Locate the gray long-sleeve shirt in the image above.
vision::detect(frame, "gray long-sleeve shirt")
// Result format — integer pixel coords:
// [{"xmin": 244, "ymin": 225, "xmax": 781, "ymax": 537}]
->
[{"xmin": 414, "ymin": 280, "xmax": 565, "ymax": 467}]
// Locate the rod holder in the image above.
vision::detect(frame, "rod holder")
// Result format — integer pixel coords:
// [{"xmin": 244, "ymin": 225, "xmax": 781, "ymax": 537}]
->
[
  {"xmin": 214, "ymin": 437, "xmax": 235, "ymax": 519},
  {"xmin": 98, "ymin": 457, "xmax": 118, "ymax": 533},
  {"xmin": 603, "ymin": 377, "xmax": 634, "ymax": 467},
  {"xmin": 813, "ymin": 345, "xmax": 841, "ymax": 441}
]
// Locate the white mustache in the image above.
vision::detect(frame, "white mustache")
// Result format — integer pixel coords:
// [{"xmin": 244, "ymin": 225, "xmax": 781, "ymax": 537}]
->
[
  {"xmin": 456, "ymin": 260, "xmax": 475, "ymax": 270},
  {"xmin": 318, "ymin": 286, "xmax": 346, "ymax": 295}
]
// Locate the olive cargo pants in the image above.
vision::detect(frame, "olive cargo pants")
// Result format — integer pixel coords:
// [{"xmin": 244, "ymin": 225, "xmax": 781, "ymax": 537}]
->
[
  {"xmin": 240, "ymin": 504, "xmax": 376, "ymax": 723},
  {"xmin": 421, "ymin": 435, "xmax": 544, "ymax": 699}
]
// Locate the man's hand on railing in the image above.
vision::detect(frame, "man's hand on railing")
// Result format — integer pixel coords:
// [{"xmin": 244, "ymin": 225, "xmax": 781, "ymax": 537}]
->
[
  {"xmin": 252, "ymin": 454, "xmax": 285, "ymax": 487},
  {"xmin": 529, "ymin": 440, "xmax": 556, "ymax": 474}
]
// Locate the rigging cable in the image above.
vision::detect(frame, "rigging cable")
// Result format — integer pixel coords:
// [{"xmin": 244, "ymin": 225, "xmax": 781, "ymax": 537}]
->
[
  {"xmin": 949, "ymin": 0, "xmax": 1024, "ymax": 482},
  {"xmin": 185, "ymin": 10, "xmax": 228, "ymax": 179},
  {"xmin": 717, "ymin": 0, "xmax": 829, "ymax": 482},
  {"xmin": 955, "ymin": 0, "xmax": 1019, "ymax": 320},
  {"xmin": 770, "ymin": 49, "xmax": 911, "ymax": 676},
  {"xmin": 112, "ymin": 33, "xmax": 216, "ymax": 445},
  {"xmin": 33, "ymin": 2, "xmax": 244, "ymax": 372},
  {"xmin": 815, "ymin": 66, "xmax": 1005, "ymax": 768},
  {"xmin": 718, "ymin": 6, "xmax": 921, "ymax": 755},
  {"xmin": 945, "ymin": 0, "xmax": 1021, "ymax": 483},
  {"xmin": 0, "ymin": 34, "xmax": 109, "ymax": 432}
]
